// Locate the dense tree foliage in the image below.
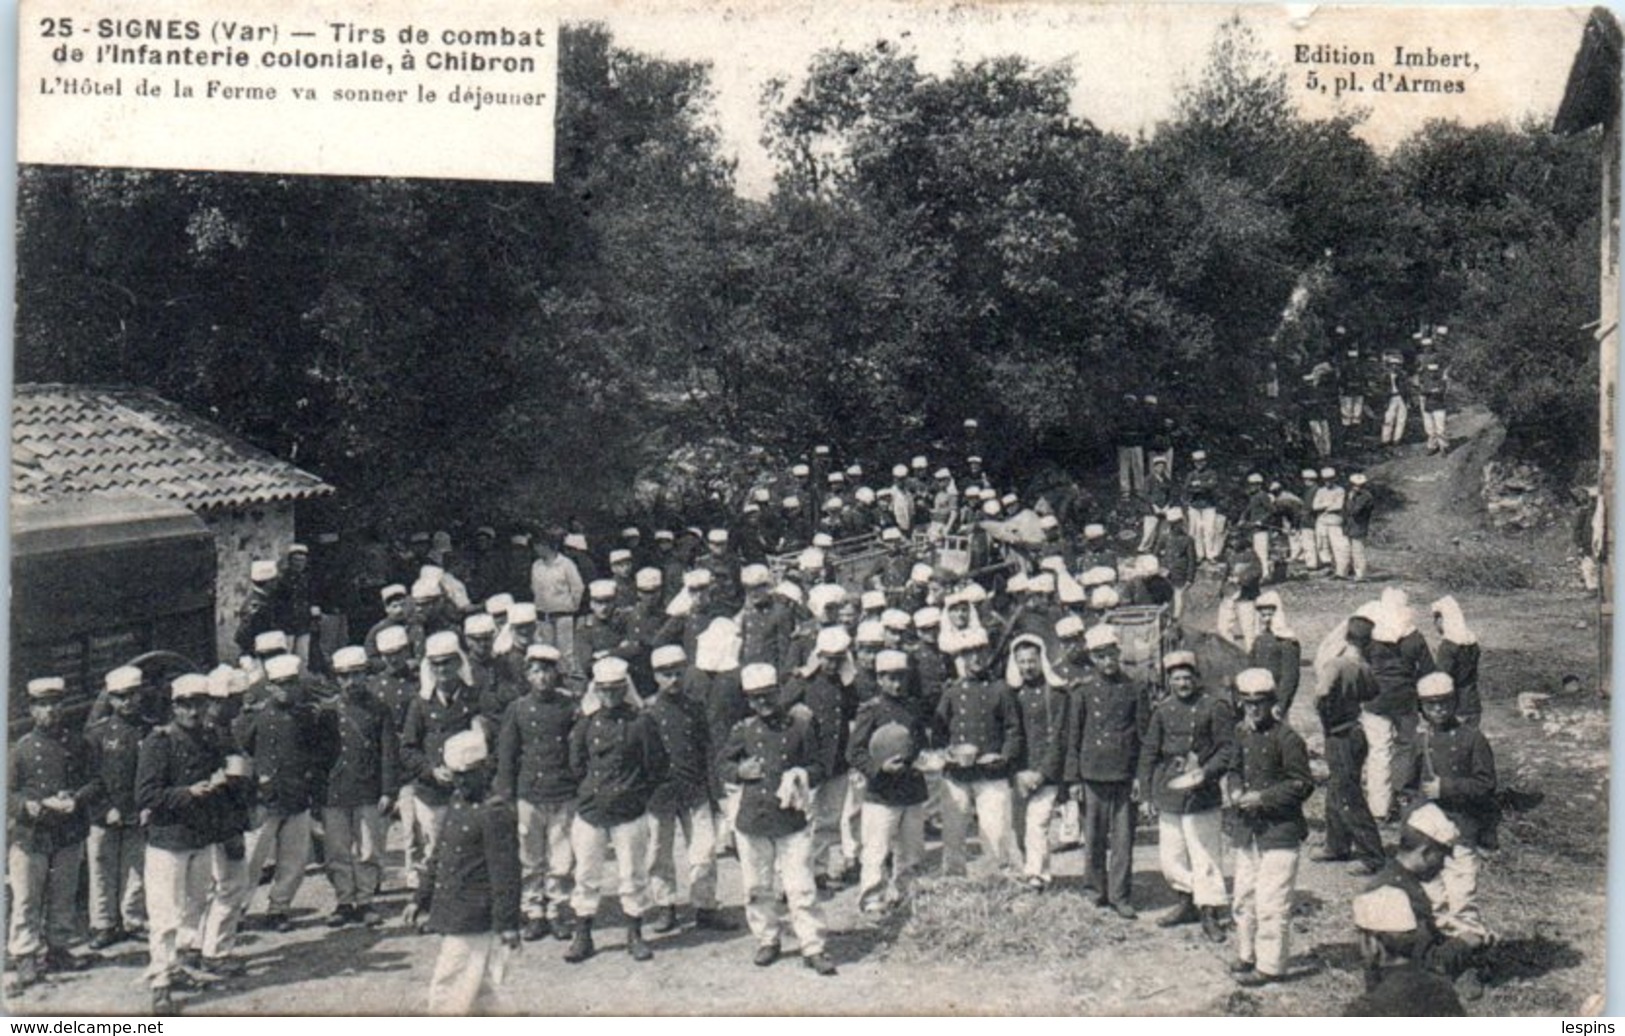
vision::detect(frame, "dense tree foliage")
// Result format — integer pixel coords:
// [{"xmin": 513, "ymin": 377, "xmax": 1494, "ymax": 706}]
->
[{"xmin": 15, "ymin": 18, "xmax": 1606, "ymax": 537}]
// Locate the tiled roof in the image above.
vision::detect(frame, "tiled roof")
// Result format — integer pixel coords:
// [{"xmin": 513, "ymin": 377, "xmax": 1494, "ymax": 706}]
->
[{"xmin": 12, "ymin": 384, "xmax": 334, "ymax": 511}]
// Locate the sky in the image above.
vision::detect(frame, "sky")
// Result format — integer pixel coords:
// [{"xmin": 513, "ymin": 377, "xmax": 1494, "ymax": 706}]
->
[{"xmin": 556, "ymin": 1, "xmax": 1591, "ymax": 197}]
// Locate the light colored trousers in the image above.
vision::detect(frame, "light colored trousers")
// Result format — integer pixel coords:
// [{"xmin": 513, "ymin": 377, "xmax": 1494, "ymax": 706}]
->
[
  {"xmin": 811, "ymin": 773, "xmax": 852, "ymax": 879},
  {"xmin": 1218, "ymin": 597, "xmax": 1260, "ymax": 652},
  {"xmin": 181, "ymin": 841, "xmax": 250, "ymax": 960},
  {"xmin": 427, "ymin": 932, "xmax": 513, "ymax": 1015},
  {"xmin": 1426, "ymin": 843, "xmax": 1491, "ymax": 942},
  {"xmin": 1340, "ymin": 395, "xmax": 1365, "ymax": 426},
  {"xmin": 245, "ymin": 810, "xmax": 312, "ymax": 914},
  {"xmin": 1138, "ymin": 515, "xmax": 1162, "ymax": 553},
  {"xmin": 1350, "ymin": 537, "xmax": 1369, "ymax": 579},
  {"xmin": 1316, "ymin": 517, "xmax": 1351, "ymax": 576},
  {"xmin": 538, "ymin": 616, "xmax": 577, "ymax": 677},
  {"xmin": 144, "ymin": 844, "xmax": 209, "ymax": 988},
  {"xmin": 941, "ymin": 776, "xmax": 1021, "ymax": 875},
  {"xmin": 8, "ymin": 842, "xmax": 84, "ymax": 958},
  {"xmin": 1297, "ymin": 528, "xmax": 1321, "ymax": 569},
  {"xmin": 1158, "ymin": 810, "xmax": 1227, "ymax": 907},
  {"xmin": 323, "ymin": 804, "xmax": 386, "ymax": 908},
  {"xmin": 648, "ymin": 803, "xmax": 719, "ymax": 910},
  {"xmin": 736, "ymin": 827, "xmax": 826, "ymax": 957},
  {"xmin": 1189, "ymin": 507, "xmax": 1219, "ymax": 561},
  {"xmin": 1308, "ymin": 419, "xmax": 1332, "ymax": 458},
  {"xmin": 1359, "ymin": 711, "xmax": 1397, "ymax": 819},
  {"xmin": 411, "ymin": 794, "xmax": 450, "ymax": 889},
  {"xmin": 1015, "ymin": 784, "xmax": 1060, "ymax": 881},
  {"xmin": 570, "ymin": 815, "xmax": 651, "ymax": 920},
  {"xmin": 1423, "ymin": 408, "xmax": 1448, "ymax": 448},
  {"xmin": 1117, "ymin": 446, "xmax": 1146, "ymax": 497},
  {"xmin": 858, "ymin": 802, "xmax": 924, "ymax": 909},
  {"xmin": 88, "ymin": 823, "xmax": 146, "ymax": 931},
  {"xmin": 517, "ymin": 799, "xmax": 575, "ymax": 919},
  {"xmin": 1251, "ymin": 531, "xmax": 1271, "ymax": 573},
  {"xmin": 1382, "ymin": 395, "xmax": 1409, "ymax": 444},
  {"xmin": 1232, "ymin": 843, "xmax": 1300, "ymax": 977}
]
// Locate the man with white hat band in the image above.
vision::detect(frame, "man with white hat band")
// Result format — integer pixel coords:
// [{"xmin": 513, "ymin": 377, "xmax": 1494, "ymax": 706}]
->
[
  {"xmin": 564, "ymin": 656, "xmax": 668, "ymax": 964},
  {"xmin": 1417, "ymin": 355, "xmax": 1451, "ymax": 454},
  {"xmin": 1137, "ymin": 651, "xmax": 1231, "ymax": 939},
  {"xmin": 320, "ymin": 646, "xmax": 399, "ymax": 928},
  {"xmin": 739, "ymin": 563, "xmax": 793, "ymax": 675},
  {"xmin": 1182, "ymin": 449, "xmax": 1221, "ymax": 563},
  {"xmin": 1344, "ymin": 886, "xmax": 1467, "ymax": 1017},
  {"xmin": 1380, "ymin": 348, "xmax": 1410, "ymax": 447},
  {"xmin": 1312, "ymin": 467, "xmax": 1352, "ymax": 578},
  {"xmin": 238, "ymin": 653, "xmax": 323, "ymax": 933},
  {"xmin": 718, "ymin": 664, "xmax": 837, "ymax": 976},
  {"xmin": 573, "ymin": 578, "xmax": 628, "ymax": 686},
  {"xmin": 1064, "ymin": 625, "xmax": 1143, "ymax": 917},
  {"xmin": 7, "ymin": 677, "xmax": 94, "ymax": 990},
  {"xmin": 1346, "ymin": 473, "xmax": 1375, "ymax": 580},
  {"xmin": 1249, "ymin": 592, "xmax": 1302, "ymax": 717},
  {"xmin": 848, "ymin": 649, "xmax": 929, "ymax": 914},
  {"xmin": 643, "ymin": 645, "xmax": 736, "ymax": 937},
  {"xmin": 135, "ymin": 673, "xmax": 231, "ymax": 1012},
  {"xmin": 1228, "ymin": 667, "xmax": 1314, "ymax": 987},
  {"xmin": 411, "ymin": 729, "xmax": 522, "ymax": 1015},
  {"xmin": 84, "ymin": 667, "xmax": 150, "ymax": 951},
  {"xmin": 495, "ymin": 641, "xmax": 576, "ymax": 942},
  {"xmin": 1006, "ymin": 635, "xmax": 1072, "ymax": 891},
  {"xmin": 234, "ymin": 560, "xmax": 283, "ymax": 657},
  {"xmin": 792, "ymin": 625, "xmax": 860, "ymax": 889},
  {"xmin": 1404, "ymin": 671, "xmax": 1498, "ymax": 945},
  {"xmin": 400, "ymin": 631, "xmax": 482, "ymax": 894},
  {"xmin": 936, "ymin": 626, "xmax": 1022, "ymax": 877}
]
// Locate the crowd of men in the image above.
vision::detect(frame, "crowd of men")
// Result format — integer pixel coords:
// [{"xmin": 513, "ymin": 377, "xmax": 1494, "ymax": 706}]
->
[{"xmin": 9, "ymin": 442, "xmax": 1498, "ymax": 1017}]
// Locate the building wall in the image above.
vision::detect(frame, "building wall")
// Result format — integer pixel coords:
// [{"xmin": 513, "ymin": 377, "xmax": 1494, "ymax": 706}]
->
[{"xmin": 204, "ymin": 505, "xmax": 295, "ymax": 661}]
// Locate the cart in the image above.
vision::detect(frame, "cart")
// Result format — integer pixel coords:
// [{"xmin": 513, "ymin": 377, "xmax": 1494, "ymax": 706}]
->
[{"xmin": 1104, "ymin": 603, "xmax": 1179, "ymax": 704}]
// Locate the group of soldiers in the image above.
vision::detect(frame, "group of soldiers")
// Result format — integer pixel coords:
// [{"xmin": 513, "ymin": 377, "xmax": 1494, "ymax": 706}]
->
[
  {"xmin": 8, "ymin": 445, "xmax": 1497, "ymax": 1017},
  {"xmin": 1277, "ymin": 326, "xmax": 1455, "ymax": 460}
]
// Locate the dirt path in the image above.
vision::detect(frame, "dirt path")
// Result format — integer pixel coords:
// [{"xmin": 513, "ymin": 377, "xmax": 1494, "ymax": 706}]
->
[{"xmin": 10, "ymin": 411, "xmax": 1608, "ymax": 1016}]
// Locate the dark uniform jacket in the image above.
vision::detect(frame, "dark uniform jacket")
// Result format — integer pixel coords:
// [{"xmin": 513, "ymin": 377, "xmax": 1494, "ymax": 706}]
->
[
  {"xmin": 788, "ymin": 669, "xmax": 854, "ymax": 782},
  {"xmin": 692, "ymin": 668, "xmax": 750, "ymax": 795},
  {"xmin": 1182, "ymin": 467, "xmax": 1220, "ymax": 509},
  {"xmin": 935, "ymin": 677, "xmax": 1023, "ymax": 783},
  {"xmin": 1249, "ymin": 629, "xmax": 1302, "ymax": 714},
  {"xmin": 569, "ymin": 703, "xmax": 669, "ymax": 827},
  {"xmin": 1158, "ymin": 531, "xmax": 1199, "ymax": 587},
  {"xmin": 136, "ymin": 723, "xmax": 232, "ymax": 851},
  {"xmin": 85, "ymin": 713, "xmax": 148, "ymax": 824},
  {"xmin": 1435, "ymin": 640, "xmax": 1481, "ymax": 723},
  {"xmin": 1238, "ymin": 490, "xmax": 1274, "ymax": 532},
  {"xmin": 719, "ymin": 711, "xmax": 825, "ymax": 838},
  {"xmin": 1013, "ymin": 681, "xmax": 1071, "ymax": 785},
  {"xmin": 1229, "ymin": 718, "xmax": 1313, "ymax": 850},
  {"xmin": 323, "ymin": 693, "xmax": 400, "ymax": 809},
  {"xmin": 369, "ymin": 670, "xmax": 418, "ymax": 733},
  {"xmin": 400, "ymin": 682, "xmax": 482, "ymax": 807},
  {"xmin": 644, "ymin": 691, "xmax": 713, "ymax": 815},
  {"xmin": 1365, "ymin": 862, "xmax": 1472, "ymax": 974},
  {"xmin": 574, "ymin": 611, "xmax": 631, "ymax": 678},
  {"xmin": 908, "ymin": 645, "xmax": 950, "ymax": 716},
  {"xmin": 739, "ymin": 599, "xmax": 794, "ymax": 674},
  {"xmin": 1368, "ymin": 630, "xmax": 1435, "ymax": 719},
  {"xmin": 1346, "ymin": 486, "xmax": 1376, "ymax": 539},
  {"xmin": 847, "ymin": 695, "xmax": 929, "ymax": 807},
  {"xmin": 495, "ymin": 690, "xmax": 579, "ymax": 806},
  {"xmin": 8, "ymin": 725, "xmax": 100, "ymax": 853},
  {"xmin": 1136, "ymin": 692, "xmax": 1234, "ymax": 814},
  {"xmin": 416, "ymin": 796, "xmax": 522, "ymax": 936},
  {"xmin": 1342, "ymin": 963, "xmax": 1465, "ymax": 1016},
  {"xmin": 1063, "ymin": 669, "xmax": 1147, "ymax": 784},
  {"xmin": 1402, "ymin": 720, "xmax": 1498, "ymax": 848},
  {"xmin": 233, "ymin": 701, "xmax": 329, "ymax": 815},
  {"xmin": 1318, "ymin": 650, "xmax": 1376, "ymax": 736}
]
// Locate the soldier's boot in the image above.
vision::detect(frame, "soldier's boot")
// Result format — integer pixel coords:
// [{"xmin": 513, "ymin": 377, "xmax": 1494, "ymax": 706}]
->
[
  {"xmin": 649, "ymin": 905, "xmax": 679, "ymax": 934},
  {"xmin": 1157, "ymin": 893, "xmax": 1199, "ymax": 927},
  {"xmin": 563, "ymin": 918, "xmax": 595, "ymax": 964},
  {"xmin": 626, "ymin": 918, "xmax": 654, "ymax": 962},
  {"xmin": 1200, "ymin": 906, "xmax": 1226, "ymax": 944}
]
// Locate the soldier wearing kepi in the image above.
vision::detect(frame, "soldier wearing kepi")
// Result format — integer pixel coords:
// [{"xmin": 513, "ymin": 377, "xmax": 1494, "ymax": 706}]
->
[
  {"xmin": 1005, "ymin": 635, "xmax": 1071, "ymax": 893},
  {"xmin": 564, "ymin": 657, "xmax": 668, "ymax": 964},
  {"xmin": 407, "ymin": 730, "xmax": 522, "ymax": 1016},
  {"xmin": 136, "ymin": 674, "xmax": 231, "ymax": 1014},
  {"xmin": 320, "ymin": 646, "xmax": 399, "ymax": 928},
  {"xmin": 1137, "ymin": 651, "xmax": 1233, "ymax": 941},
  {"xmin": 793, "ymin": 626, "xmax": 859, "ymax": 889},
  {"xmin": 644, "ymin": 645, "xmax": 736, "ymax": 935},
  {"xmin": 719, "ymin": 664, "xmax": 838, "ymax": 976},
  {"xmin": 1063, "ymin": 625, "xmax": 1145, "ymax": 918},
  {"xmin": 496, "ymin": 643, "xmax": 579, "ymax": 942},
  {"xmin": 1401, "ymin": 672, "xmax": 1498, "ymax": 947},
  {"xmin": 934, "ymin": 629, "xmax": 1023, "ymax": 877},
  {"xmin": 1342, "ymin": 886, "xmax": 1466, "ymax": 1016},
  {"xmin": 1227, "ymin": 667, "xmax": 1314, "ymax": 987},
  {"xmin": 400, "ymin": 632, "xmax": 485, "ymax": 896},
  {"xmin": 847, "ymin": 649, "xmax": 930, "ymax": 915},
  {"xmin": 85, "ymin": 666, "xmax": 151, "ymax": 951},
  {"xmin": 7, "ymin": 677, "xmax": 99, "ymax": 993}
]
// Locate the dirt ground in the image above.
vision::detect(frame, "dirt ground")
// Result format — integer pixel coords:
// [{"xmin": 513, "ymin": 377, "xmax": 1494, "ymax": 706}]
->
[{"xmin": 8, "ymin": 405, "xmax": 1610, "ymax": 1016}]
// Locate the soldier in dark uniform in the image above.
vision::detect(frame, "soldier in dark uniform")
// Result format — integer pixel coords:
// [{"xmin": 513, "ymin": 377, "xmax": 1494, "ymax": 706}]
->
[
  {"xmin": 1063, "ymin": 626, "xmax": 1146, "ymax": 917},
  {"xmin": 847, "ymin": 649, "xmax": 931, "ymax": 915},
  {"xmin": 406, "ymin": 730, "xmax": 522, "ymax": 1015},
  {"xmin": 1345, "ymin": 473, "xmax": 1376, "ymax": 581},
  {"xmin": 235, "ymin": 560, "xmax": 287, "ymax": 657},
  {"xmin": 400, "ymin": 632, "xmax": 485, "ymax": 895},
  {"xmin": 1182, "ymin": 450, "xmax": 1222, "ymax": 565},
  {"xmin": 718, "ymin": 664, "xmax": 837, "ymax": 975},
  {"xmin": 1007, "ymin": 636, "xmax": 1071, "ymax": 892},
  {"xmin": 319, "ymin": 646, "xmax": 399, "ymax": 929},
  {"xmin": 1249, "ymin": 592, "xmax": 1303, "ymax": 718},
  {"xmin": 622, "ymin": 569, "xmax": 669, "ymax": 692},
  {"xmin": 699, "ymin": 530, "xmax": 742, "ymax": 613},
  {"xmin": 738, "ymin": 564, "xmax": 794, "ymax": 674},
  {"xmin": 85, "ymin": 666, "xmax": 150, "ymax": 951},
  {"xmin": 1137, "ymin": 651, "xmax": 1232, "ymax": 939},
  {"xmin": 1343, "ymin": 886, "xmax": 1466, "ymax": 1016},
  {"xmin": 7, "ymin": 677, "xmax": 99, "ymax": 992},
  {"xmin": 495, "ymin": 643, "xmax": 579, "ymax": 942},
  {"xmin": 788, "ymin": 627, "xmax": 858, "ymax": 890},
  {"xmin": 572, "ymin": 580, "xmax": 632, "ymax": 691},
  {"xmin": 1311, "ymin": 613, "xmax": 1385, "ymax": 874},
  {"xmin": 564, "ymin": 658, "xmax": 668, "ymax": 964},
  {"xmin": 934, "ymin": 630, "xmax": 1023, "ymax": 877},
  {"xmin": 364, "ymin": 584, "xmax": 413, "ymax": 659}
]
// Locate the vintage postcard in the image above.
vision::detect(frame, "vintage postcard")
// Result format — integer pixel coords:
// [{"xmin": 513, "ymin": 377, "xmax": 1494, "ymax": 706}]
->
[{"xmin": 8, "ymin": 0, "xmax": 1615, "ymax": 1017}]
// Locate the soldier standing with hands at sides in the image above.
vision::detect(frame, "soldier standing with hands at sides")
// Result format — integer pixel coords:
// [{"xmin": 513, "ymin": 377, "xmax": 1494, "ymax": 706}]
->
[
  {"xmin": 718, "ymin": 664, "xmax": 838, "ymax": 976},
  {"xmin": 1064, "ymin": 625, "xmax": 1146, "ymax": 918},
  {"xmin": 1227, "ymin": 667, "xmax": 1314, "ymax": 987},
  {"xmin": 406, "ymin": 730, "xmax": 522, "ymax": 1016},
  {"xmin": 85, "ymin": 666, "xmax": 151, "ymax": 952}
]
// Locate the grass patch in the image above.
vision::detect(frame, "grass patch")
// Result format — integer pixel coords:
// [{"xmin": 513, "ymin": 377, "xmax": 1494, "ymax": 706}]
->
[
  {"xmin": 1414, "ymin": 550, "xmax": 1535, "ymax": 591},
  {"xmin": 888, "ymin": 875, "xmax": 1150, "ymax": 966}
]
